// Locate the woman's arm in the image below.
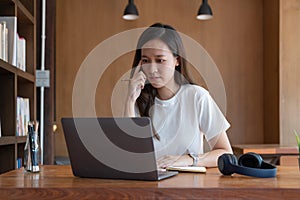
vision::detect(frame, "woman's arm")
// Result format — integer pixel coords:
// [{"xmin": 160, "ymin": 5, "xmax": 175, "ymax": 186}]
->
[
  {"xmin": 157, "ymin": 132, "xmax": 232, "ymax": 168},
  {"xmin": 123, "ymin": 65, "xmax": 146, "ymax": 117},
  {"xmin": 124, "ymin": 98, "xmax": 136, "ymax": 117},
  {"xmin": 198, "ymin": 131, "xmax": 233, "ymax": 167}
]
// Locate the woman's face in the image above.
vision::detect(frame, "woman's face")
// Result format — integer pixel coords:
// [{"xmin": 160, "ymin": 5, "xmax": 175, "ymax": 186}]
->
[{"xmin": 141, "ymin": 39, "xmax": 179, "ymax": 89}]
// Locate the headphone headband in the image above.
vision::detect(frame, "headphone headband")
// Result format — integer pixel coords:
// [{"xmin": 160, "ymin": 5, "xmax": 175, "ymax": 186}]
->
[{"xmin": 218, "ymin": 153, "xmax": 277, "ymax": 178}]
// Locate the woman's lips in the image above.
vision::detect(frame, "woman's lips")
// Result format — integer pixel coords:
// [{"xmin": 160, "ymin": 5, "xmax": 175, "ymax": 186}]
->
[{"xmin": 149, "ymin": 76, "xmax": 160, "ymax": 81}]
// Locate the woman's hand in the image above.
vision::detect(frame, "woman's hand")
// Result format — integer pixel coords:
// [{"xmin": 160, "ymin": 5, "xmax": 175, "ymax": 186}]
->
[
  {"xmin": 126, "ymin": 65, "xmax": 147, "ymax": 103},
  {"xmin": 124, "ymin": 64, "xmax": 147, "ymax": 117},
  {"xmin": 157, "ymin": 155, "xmax": 193, "ymax": 169}
]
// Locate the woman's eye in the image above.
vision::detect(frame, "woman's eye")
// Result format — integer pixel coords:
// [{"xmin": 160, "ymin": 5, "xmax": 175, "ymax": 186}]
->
[
  {"xmin": 157, "ymin": 59, "xmax": 166, "ymax": 63},
  {"xmin": 141, "ymin": 59, "xmax": 148, "ymax": 64}
]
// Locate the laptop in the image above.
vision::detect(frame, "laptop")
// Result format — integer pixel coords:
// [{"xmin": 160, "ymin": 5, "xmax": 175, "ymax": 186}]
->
[{"xmin": 61, "ymin": 117, "xmax": 178, "ymax": 181}]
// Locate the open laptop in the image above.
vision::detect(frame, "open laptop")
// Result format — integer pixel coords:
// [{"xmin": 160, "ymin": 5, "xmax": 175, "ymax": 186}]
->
[{"xmin": 61, "ymin": 117, "xmax": 178, "ymax": 181}]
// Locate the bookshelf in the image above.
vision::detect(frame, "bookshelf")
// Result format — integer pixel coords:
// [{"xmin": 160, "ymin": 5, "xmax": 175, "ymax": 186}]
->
[{"xmin": 0, "ymin": 0, "xmax": 36, "ymax": 174}]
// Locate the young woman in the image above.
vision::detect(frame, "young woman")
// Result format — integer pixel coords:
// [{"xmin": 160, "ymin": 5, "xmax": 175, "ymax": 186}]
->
[{"xmin": 124, "ymin": 23, "xmax": 232, "ymax": 168}]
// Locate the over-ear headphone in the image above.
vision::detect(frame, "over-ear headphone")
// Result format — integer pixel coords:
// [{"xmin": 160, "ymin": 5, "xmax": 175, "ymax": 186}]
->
[{"xmin": 218, "ymin": 152, "xmax": 277, "ymax": 178}]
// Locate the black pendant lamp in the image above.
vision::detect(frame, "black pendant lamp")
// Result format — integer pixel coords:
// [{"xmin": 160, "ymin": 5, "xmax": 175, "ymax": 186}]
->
[
  {"xmin": 123, "ymin": 0, "xmax": 139, "ymax": 20},
  {"xmin": 196, "ymin": 0, "xmax": 213, "ymax": 20}
]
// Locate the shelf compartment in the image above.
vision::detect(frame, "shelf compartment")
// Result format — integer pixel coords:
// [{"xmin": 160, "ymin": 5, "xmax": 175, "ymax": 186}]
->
[
  {"xmin": 0, "ymin": 73, "xmax": 16, "ymax": 136},
  {"xmin": 18, "ymin": 0, "xmax": 34, "ymax": 17},
  {"xmin": 0, "ymin": 0, "xmax": 34, "ymax": 18},
  {"xmin": 16, "ymin": 0, "xmax": 34, "ymax": 24},
  {"xmin": 0, "ymin": 0, "xmax": 16, "ymax": 16},
  {"xmin": 0, "ymin": 59, "xmax": 17, "ymax": 74},
  {"xmin": 17, "ymin": 19, "xmax": 35, "ymax": 74},
  {"xmin": 0, "ymin": 0, "xmax": 35, "ymax": 174},
  {"xmin": 17, "ymin": 142, "xmax": 25, "ymax": 168},
  {"xmin": 0, "ymin": 144, "xmax": 15, "ymax": 173}
]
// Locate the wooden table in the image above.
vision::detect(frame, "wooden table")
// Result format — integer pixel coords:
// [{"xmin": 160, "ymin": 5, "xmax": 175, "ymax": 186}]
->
[
  {"xmin": 233, "ymin": 144, "xmax": 299, "ymax": 165},
  {"xmin": 0, "ymin": 165, "xmax": 299, "ymax": 199}
]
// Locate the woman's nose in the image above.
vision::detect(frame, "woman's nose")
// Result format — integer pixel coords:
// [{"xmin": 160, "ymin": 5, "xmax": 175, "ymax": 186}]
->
[{"xmin": 147, "ymin": 62, "xmax": 158, "ymax": 74}]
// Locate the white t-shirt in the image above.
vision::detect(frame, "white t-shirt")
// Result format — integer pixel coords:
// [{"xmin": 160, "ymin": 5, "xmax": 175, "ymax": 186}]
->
[{"xmin": 136, "ymin": 84, "xmax": 230, "ymax": 158}]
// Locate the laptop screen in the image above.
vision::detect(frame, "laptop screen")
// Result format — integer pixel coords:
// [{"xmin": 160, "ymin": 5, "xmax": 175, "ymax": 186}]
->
[{"xmin": 61, "ymin": 117, "xmax": 177, "ymax": 180}]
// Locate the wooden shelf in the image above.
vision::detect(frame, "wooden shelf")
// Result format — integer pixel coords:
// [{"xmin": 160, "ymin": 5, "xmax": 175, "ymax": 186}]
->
[
  {"xmin": 17, "ymin": 68, "xmax": 35, "ymax": 83},
  {"xmin": 16, "ymin": 0, "xmax": 34, "ymax": 24},
  {"xmin": 0, "ymin": 59, "xmax": 34, "ymax": 82},
  {"xmin": 18, "ymin": 0, "xmax": 34, "ymax": 16},
  {"xmin": 16, "ymin": 136, "xmax": 27, "ymax": 143},
  {"xmin": 0, "ymin": 0, "xmax": 36, "ymax": 174},
  {"xmin": 0, "ymin": 136, "xmax": 27, "ymax": 145},
  {"xmin": 0, "ymin": 59, "xmax": 16, "ymax": 74},
  {"xmin": 0, "ymin": 136, "xmax": 16, "ymax": 145},
  {"xmin": 0, "ymin": 0, "xmax": 15, "ymax": 7}
]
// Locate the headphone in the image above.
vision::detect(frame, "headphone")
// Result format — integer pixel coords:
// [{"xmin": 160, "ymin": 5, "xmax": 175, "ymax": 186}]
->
[{"xmin": 218, "ymin": 152, "xmax": 277, "ymax": 178}]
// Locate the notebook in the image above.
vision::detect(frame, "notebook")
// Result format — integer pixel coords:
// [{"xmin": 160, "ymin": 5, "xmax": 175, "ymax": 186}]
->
[{"xmin": 61, "ymin": 117, "xmax": 178, "ymax": 181}]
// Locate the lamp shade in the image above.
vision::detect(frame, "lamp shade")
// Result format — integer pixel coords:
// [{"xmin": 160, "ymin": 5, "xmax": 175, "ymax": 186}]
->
[
  {"xmin": 123, "ymin": 0, "xmax": 139, "ymax": 20},
  {"xmin": 196, "ymin": 0, "xmax": 213, "ymax": 20}
]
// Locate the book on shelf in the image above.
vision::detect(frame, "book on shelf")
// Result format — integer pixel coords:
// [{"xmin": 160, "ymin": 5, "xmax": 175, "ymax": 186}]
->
[
  {"xmin": 16, "ymin": 158, "xmax": 22, "ymax": 169},
  {"xmin": 0, "ymin": 17, "xmax": 17, "ymax": 66},
  {"xmin": 17, "ymin": 35, "xmax": 26, "ymax": 71},
  {"xmin": 0, "ymin": 17, "xmax": 26, "ymax": 71},
  {"xmin": 0, "ymin": 21, "xmax": 8, "ymax": 62},
  {"xmin": 0, "ymin": 23, "xmax": 2, "ymax": 60},
  {"xmin": 0, "ymin": 117, "xmax": 2, "ymax": 137},
  {"xmin": 16, "ymin": 97, "xmax": 30, "ymax": 136}
]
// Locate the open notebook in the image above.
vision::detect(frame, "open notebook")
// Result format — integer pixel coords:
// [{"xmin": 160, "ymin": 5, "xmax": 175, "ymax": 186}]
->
[{"xmin": 167, "ymin": 166, "xmax": 206, "ymax": 173}]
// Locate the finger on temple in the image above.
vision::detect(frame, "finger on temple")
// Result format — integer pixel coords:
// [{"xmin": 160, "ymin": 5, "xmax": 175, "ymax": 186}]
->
[
  {"xmin": 139, "ymin": 61, "xmax": 144, "ymax": 72},
  {"xmin": 133, "ymin": 65, "xmax": 141, "ymax": 77}
]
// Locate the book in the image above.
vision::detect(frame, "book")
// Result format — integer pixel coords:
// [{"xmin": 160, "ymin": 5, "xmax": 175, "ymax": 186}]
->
[
  {"xmin": 0, "ymin": 23, "xmax": 2, "ymax": 60},
  {"xmin": 16, "ymin": 97, "xmax": 30, "ymax": 136},
  {"xmin": 0, "ymin": 117, "xmax": 2, "ymax": 137},
  {"xmin": 16, "ymin": 158, "xmax": 23, "ymax": 169},
  {"xmin": 17, "ymin": 35, "xmax": 26, "ymax": 71},
  {"xmin": 0, "ymin": 21, "xmax": 8, "ymax": 61},
  {"xmin": 0, "ymin": 17, "xmax": 17, "ymax": 66}
]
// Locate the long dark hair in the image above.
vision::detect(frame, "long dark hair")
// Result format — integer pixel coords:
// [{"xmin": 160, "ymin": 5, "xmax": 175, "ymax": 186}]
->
[{"xmin": 131, "ymin": 23, "xmax": 194, "ymax": 117}]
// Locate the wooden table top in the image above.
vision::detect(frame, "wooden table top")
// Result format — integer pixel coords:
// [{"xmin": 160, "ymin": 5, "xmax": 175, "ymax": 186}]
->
[
  {"xmin": 0, "ymin": 165, "xmax": 299, "ymax": 199},
  {"xmin": 232, "ymin": 144, "xmax": 299, "ymax": 154}
]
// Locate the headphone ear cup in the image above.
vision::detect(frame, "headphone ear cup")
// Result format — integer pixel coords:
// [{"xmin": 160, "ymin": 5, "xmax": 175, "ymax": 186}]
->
[
  {"xmin": 230, "ymin": 154, "xmax": 238, "ymax": 165},
  {"xmin": 238, "ymin": 152, "xmax": 263, "ymax": 168},
  {"xmin": 218, "ymin": 154, "xmax": 238, "ymax": 175}
]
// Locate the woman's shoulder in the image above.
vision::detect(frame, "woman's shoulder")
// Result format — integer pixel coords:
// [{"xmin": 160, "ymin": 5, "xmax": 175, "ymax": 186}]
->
[{"xmin": 181, "ymin": 84, "xmax": 209, "ymax": 96}]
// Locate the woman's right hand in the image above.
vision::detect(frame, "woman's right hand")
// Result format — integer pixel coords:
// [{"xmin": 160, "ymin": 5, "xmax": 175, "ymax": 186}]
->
[{"xmin": 126, "ymin": 64, "xmax": 147, "ymax": 103}]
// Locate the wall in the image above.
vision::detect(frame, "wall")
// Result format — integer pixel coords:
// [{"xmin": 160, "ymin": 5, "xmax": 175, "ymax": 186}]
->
[
  {"xmin": 263, "ymin": 0, "xmax": 279, "ymax": 143},
  {"xmin": 56, "ymin": 0, "xmax": 265, "ymax": 156},
  {"xmin": 280, "ymin": 0, "xmax": 300, "ymax": 145}
]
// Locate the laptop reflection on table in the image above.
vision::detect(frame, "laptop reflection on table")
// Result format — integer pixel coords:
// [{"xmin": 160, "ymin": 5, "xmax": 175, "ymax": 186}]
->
[{"xmin": 61, "ymin": 117, "xmax": 178, "ymax": 181}]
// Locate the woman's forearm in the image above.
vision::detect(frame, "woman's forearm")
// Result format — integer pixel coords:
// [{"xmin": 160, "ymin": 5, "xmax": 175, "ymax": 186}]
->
[
  {"xmin": 124, "ymin": 99, "xmax": 136, "ymax": 117},
  {"xmin": 198, "ymin": 148, "xmax": 232, "ymax": 167},
  {"xmin": 198, "ymin": 131, "xmax": 233, "ymax": 167}
]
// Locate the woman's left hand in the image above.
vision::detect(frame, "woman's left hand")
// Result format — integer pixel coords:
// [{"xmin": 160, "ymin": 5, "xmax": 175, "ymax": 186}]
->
[{"xmin": 157, "ymin": 155, "xmax": 192, "ymax": 169}]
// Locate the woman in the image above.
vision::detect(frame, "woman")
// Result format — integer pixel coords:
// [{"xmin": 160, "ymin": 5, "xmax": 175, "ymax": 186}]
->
[{"xmin": 124, "ymin": 23, "xmax": 232, "ymax": 168}]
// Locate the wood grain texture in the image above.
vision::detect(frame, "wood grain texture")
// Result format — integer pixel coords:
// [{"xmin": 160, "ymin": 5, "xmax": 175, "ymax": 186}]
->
[
  {"xmin": 232, "ymin": 144, "xmax": 298, "ymax": 154},
  {"xmin": 263, "ymin": 0, "xmax": 280, "ymax": 144},
  {"xmin": 55, "ymin": 0, "xmax": 266, "ymax": 156},
  {"xmin": 0, "ymin": 165, "xmax": 299, "ymax": 199},
  {"xmin": 279, "ymin": 0, "xmax": 300, "ymax": 146},
  {"xmin": 232, "ymin": 144, "xmax": 299, "ymax": 166}
]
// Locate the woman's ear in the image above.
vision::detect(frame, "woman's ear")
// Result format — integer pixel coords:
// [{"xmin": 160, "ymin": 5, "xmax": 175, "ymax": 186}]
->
[{"xmin": 175, "ymin": 56, "xmax": 180, "ymax": 67}]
